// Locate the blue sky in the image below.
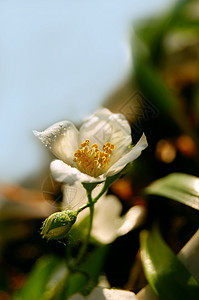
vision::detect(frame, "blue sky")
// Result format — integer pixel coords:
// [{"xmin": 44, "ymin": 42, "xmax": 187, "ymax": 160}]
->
[{"xmin": 0, "ymin": 0, "xmax": 174, "ymax": 184}]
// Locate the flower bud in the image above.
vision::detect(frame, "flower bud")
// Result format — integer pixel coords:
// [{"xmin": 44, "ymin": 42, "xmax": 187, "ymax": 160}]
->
[{"xmin": 41, "ymin": 210, "xmax": 77, "ymax": 240}]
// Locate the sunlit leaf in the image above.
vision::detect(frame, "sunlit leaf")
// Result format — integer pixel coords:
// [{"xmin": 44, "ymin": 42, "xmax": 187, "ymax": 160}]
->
[
  {"xmin": 145, "ymin": 173, "xmax": 199, "ymax": 210},
  {"xmin": 140, "ymin": 226, "xmax": 199, "ymax": 300}
]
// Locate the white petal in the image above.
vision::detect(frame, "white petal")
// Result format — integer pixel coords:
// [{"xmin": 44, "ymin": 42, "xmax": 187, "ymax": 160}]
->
[
  {"xmin": 61, "ymin": 182, "xmax": 87, "ymax": 210},
  {"xmin": 33, "ymin": 121, "xmax": 79, "ymax": 166},
  {"xmin": 106, "ymin": 133, "xmax": 148, "ymax": 177},
  {"xmin": 70, "ymin": 183, "xmax": 105, "ymax": 223},
  {"xmin": 106, "ymin": 111, "xmax": 132, "ymax": 166},
  {"xmin": 62, "ymin": 182, "xmax": 104, "ymax": 211},
  {"xmin": 79, "ymin": 108, "xmax": 132, "ymax": 162},
  {"xmin": 67, "ymin": 186, "xmax": 145, "ymax": 243},
  {"xmin": 91, "ymin": 195, "xmax": 123, "ymax": 244},
  {"xmin": 50, "ymin": 160, "xmax": 105, "ymax": 185},
  {"xmin": 68, "ymin": 287, "xmax": 137, "ymax": 300},
  {"xmin": 72, "ymin": 187, "xmax": 123, "ymax": 243},
  {"xmin": 79, "ymin": 108, "xmax": 113, "ymax": 148},
  {"xmin": 117, "ymin": 206, "xmax": 147, "ymax": 236},
  {"xmin": 102, "ymin": 288, "xmax": 137, "ymax": 300}
]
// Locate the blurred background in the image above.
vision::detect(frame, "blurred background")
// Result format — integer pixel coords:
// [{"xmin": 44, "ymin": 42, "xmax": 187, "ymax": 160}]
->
[
  {"xmin": 1, "ymin": 0, "xmax": 199, "ymax": 299},
  {"xmin": 0, "ymin": 0, "xmax": 174, "ymax": 185}
]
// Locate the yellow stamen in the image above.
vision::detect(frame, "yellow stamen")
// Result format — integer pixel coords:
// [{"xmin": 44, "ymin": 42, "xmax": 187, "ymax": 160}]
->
[
  {"xmin": 73, "ymin": 139, "xmax": 114, "ymax": 177},
  {"xmin": 91, "ymin": 143, "xmax": 98, "ymax": 148}
]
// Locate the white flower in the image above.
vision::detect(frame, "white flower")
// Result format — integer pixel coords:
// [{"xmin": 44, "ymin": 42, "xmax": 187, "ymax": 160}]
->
[
  {"xmin": 34, "ymin": 108, "xmax": 147, "ymax": 185},
  {"xmin": 68, "ymin": 287, "xmax": 137, "ymax": 300},
  {"xmin": 62, "ymin": 183, "xmax": 146, "ymax": 244}
]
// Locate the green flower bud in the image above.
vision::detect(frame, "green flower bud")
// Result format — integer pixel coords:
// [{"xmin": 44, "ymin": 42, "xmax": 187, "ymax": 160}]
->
[{"xmin": 41, "ymin": 210, "xmax": 77, "ymax": 240}]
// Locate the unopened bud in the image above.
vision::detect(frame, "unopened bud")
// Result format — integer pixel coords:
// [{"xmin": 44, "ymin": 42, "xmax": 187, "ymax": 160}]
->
[{"xmin": 41, "ymin": 210, "xmax": 77, "ymax": 240}]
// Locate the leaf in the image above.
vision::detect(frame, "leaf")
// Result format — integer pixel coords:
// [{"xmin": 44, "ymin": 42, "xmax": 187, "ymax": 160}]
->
[
  {"xmin": 140, "ymin": 226, "xmax": 199, "ymax": 300},
  {"xmin": 65, "ymin": 245, "xmax": 109, "ymax": 298},
  {"xmin": 144, "ymin": 173, "xmax": 199, "ymax": 210},
  {"xmin": 13, "ymin": 255, "xmax": 65, "ymax": 300}
]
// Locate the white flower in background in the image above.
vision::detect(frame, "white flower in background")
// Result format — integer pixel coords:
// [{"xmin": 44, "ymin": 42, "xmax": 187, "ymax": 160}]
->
[
  {"xmin": 62, "ymin": 183, "xmax": 146, "ymax": 244},
  {"xmin": 34, "ymin": 108, "xmax": 147, "ymax": 185},
  {"xmin": 68, "ymin": 287, "xmax": 137, "ymax": 300}
]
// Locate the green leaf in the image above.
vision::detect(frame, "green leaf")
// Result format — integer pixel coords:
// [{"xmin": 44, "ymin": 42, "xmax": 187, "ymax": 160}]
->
[
  {"xmin": 140, "ymin": 226, "xmax": 199, "ymax": 300},
  {"xmin": 65, "ymin": 245, "xmax": 109, "ymax": 298},
  {"xmin": 13, "ymin": 255, "xmax": 65, "ymax": 300},
  {"xmin": 144, "ymin": 173, "xmax": 199, "ymax": 210}
]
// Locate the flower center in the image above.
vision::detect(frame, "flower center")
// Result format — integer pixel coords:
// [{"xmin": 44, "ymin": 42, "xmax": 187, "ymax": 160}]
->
[{"xmin": 73, "ymin": 139, "xmax": 115, "ymax": 177}]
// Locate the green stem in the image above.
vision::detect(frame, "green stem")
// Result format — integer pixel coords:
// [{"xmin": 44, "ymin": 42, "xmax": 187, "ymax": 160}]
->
[
  {"xmin": 71, "ymin": 181, "xmax": 111, "ymax": 267},
  {"xmin": 73, "ymin": 191, "xmax": 94, "ymax": 267},
  {"xmin": 77, "ymin": 203, "xmax": 90, "ymax": 214},
  {"xmin": 92, "ymin": 184, "xmax": 107, "ymax": 204}
]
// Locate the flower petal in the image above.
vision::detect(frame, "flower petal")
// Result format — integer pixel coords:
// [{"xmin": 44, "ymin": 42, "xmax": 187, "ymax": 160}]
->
[
  {"xmin": 106, "ymin": 111, "xmax": 132, "ymax": 166},
  {"xmin": 61, "ymin": 182, "xmax": 88, "ymax": 210},
  {"xmin": 106, "ymin": 133, "xmax": 148, "ymax": 176},
  {"xmin": 51, "ymin": 160, "xmax": 105, "ymax": 185},
  {"xmin": 68, "ymin": 287, "xmax": 137, "ymax": 300},
  {"xmin": 64, "ymin": 182, "xmax": 122, "ymax": 243},
  {"xmin": 91, "ymin": 194, "xmax": 123, "ymax": 244},
  {"xmin": 117, "ymin": 205, "xmax": 147, "ymax": 236},
  {"xmin": 79, "ymin": 108, "xmax": 113, "ymax": 148},
  {"xmin": 79, "ymin": 108, "xmax": 132, "ymax": 161},
  {"xmin": 62, "ymin": 182, "xmax": 105, "ymax": 211},
  {"xmin": 33, "ymin": 121, "xmax": 79, "ymax": 166}
]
